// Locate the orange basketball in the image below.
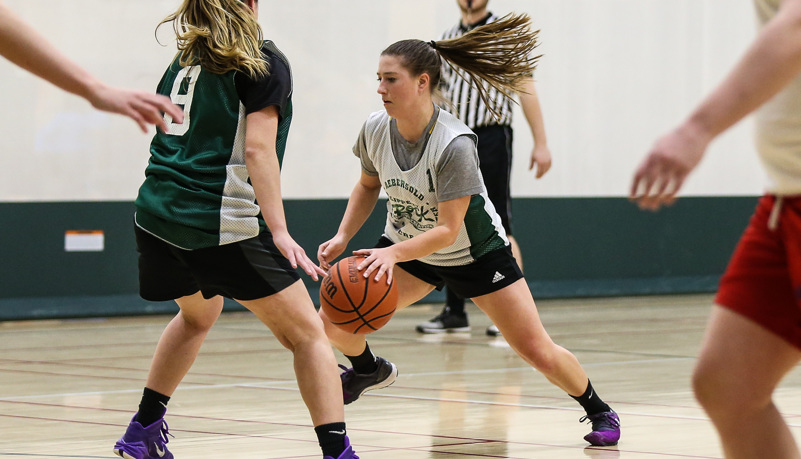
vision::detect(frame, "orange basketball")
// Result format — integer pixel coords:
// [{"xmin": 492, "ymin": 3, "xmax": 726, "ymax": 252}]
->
[{"xmin": 320, "ymin": 256, "xmax": 398, "ymax": 334}]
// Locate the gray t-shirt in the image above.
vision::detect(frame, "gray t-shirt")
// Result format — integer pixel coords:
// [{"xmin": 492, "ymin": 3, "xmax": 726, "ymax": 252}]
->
[{"xmin": 353, "ymin": 106, "xmax": 484, "ymax": 202}]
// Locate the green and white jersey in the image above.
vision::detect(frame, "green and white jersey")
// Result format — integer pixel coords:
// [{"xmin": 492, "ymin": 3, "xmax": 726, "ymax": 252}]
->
[
  {"xmin": 135, "ymin": 41, "xmax": 293, "ymax": 249},
  {"xmin": 360, "ymin": 109, "xmax": 508, "ymax": 266}
]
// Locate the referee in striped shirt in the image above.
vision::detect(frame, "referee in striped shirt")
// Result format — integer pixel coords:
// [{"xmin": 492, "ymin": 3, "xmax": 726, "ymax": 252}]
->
[{"xmin": 416, "ymin": 0, "xmax": 552, "ymax": 336}]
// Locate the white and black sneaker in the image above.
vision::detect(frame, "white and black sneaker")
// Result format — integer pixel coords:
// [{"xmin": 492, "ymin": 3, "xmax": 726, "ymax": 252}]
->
[{"xmin": 415, "ymin": 307, "xmax": 470, "ymax": 333}]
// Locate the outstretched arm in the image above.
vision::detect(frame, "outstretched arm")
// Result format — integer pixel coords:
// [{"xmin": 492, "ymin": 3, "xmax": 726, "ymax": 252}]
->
[
  {"xmin": 631, "ymin": 0, "xmax": 801, "ymax": 210},
  {"xmin": 0, "ymin": 2, "xmax": 182, "ymax": 132},
  {"xmin": 245, "ymin": 105, "xmax": 326, "ymax": 280},
  {"xmin": 518, "ymin": 78, "xmax": 552, "ymax": 178}
]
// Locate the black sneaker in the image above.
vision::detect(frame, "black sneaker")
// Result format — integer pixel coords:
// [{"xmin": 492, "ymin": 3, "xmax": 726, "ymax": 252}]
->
[
  {"xmin": 415, "ymin": 307, "xmax": 470, "ymax": 333},
  {"xmin": 485, "ymin": 324, "xmax": 501, "ymax": 336},
  {"xmin": 340, "ymin": 357, "xmax": 398, "ymax": 405}
]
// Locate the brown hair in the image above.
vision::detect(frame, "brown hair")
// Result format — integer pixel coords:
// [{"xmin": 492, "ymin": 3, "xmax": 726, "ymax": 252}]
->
[
  {"xmin": 382, "ymin": 13, "xmax": 539, "ymax": 121},
  {"xmin": 158, "ymin": 0, "xmax": 269, "ymax": 79}
]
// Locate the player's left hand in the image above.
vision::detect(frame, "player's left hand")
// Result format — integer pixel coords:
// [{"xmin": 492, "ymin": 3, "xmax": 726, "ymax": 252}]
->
[
  {"xmin": 272, "ymin": 230, "xmax": 327, "ymax": 281},
  {"xmin": 529, "ymin": 144, "xmax": 552, "ymax": 178},
  {"xmin": 352, "ymin": 247, "xmax": 398, "ymax": 285}
]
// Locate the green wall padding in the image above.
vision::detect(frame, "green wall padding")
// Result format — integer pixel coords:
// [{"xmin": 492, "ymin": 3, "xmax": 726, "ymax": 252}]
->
[{"xmin": 0, "ymin": 196, "xmax": 758, "ymax": 320}]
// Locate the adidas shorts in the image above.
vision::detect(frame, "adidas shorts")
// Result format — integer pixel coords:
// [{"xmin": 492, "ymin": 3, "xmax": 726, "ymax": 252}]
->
[
  {"xmin": 716, "ymin": 195, "xmax": 801, "ymax": 350},
  {"xmin": 136, "ymin": 225, "xmax": 300, "ymax": 302},
  {"xmin": 375, "ymin": 236, "xmax": 523, "ymax": 298}
]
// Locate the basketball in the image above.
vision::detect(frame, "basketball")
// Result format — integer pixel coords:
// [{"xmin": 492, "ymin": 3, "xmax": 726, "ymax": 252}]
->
[{"xmin": 320, "ymin": 256, "xmax": 399, "ymax": 334}]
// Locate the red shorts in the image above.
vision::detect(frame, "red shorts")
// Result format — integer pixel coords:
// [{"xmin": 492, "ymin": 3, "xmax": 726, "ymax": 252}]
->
[{"xmin": 716, "ymin": 195, "xmax": 801, "ymax": 349}]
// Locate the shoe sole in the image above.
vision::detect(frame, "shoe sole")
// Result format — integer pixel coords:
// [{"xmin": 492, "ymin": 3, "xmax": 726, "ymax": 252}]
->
[
  {"xmin": 584, "ymin": 432, "xmax": 620, "ymax": 447},
  {"xmin": 347, "ymin": 362, "xmax": 399, "ymax": 404},
  {"xmin": 416, "ymin": 326, "xmax": 471, "ymax": 334},
  {"xmin": 114, "ymin": 445, "xmax": 172, "ymax": 459},
  {"xmin": 585, "ymin": 438, "xmax": 619, "ymax": 447},
  {"xmin": 113, "ymin": 448, "xmax": 136, "ymax": 459}
]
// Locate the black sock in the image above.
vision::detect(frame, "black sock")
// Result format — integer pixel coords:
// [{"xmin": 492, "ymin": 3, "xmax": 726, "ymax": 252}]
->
[
  {"xmin": 345, "ymin": 342, "xmax": 378, "ymax": 374},
  {"xmin": 315, "ymin": 422, "xmax": 347, "ymax": 458},
  {"xmin": 135, "ymin": 387, "xmax": 170, "ymax": 427},
  {"xmin": 570, "ymin": 380, "xmax": 611, "ymax": 416},
  {"xmin": 445, "ymin": 288, "xmax": 466, "ymax": 316}
]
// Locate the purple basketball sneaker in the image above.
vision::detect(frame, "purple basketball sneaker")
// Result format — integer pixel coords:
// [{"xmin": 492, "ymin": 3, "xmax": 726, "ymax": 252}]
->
[
  {"xmin": 114, "ymin": 415, "xmax": 173, "ymax": 459},
  {"xmin": 581, "ymin": 410, "xmax": 620, "ymax": 446},
  {"xmin": 323, "ymin": 435, "xmax": 359, "ymax": 459}
]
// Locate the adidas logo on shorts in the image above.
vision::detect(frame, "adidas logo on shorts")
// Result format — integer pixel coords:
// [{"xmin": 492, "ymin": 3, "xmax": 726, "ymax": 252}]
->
[{"xmin": 492, "ymin": 271, "xmax": 505, "ymax": 283}]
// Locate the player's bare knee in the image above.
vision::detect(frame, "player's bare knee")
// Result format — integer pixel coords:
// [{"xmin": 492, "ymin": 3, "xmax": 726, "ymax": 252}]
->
[
  {"xmin": 691, "ymin": 366, "xmax": 717, "ymax": 410},
  {"xmin": 692, "ymin": 363, "xmax": 755, "ymax": 415},
  {"xmin": 274, "ymin": 333, "xmax": 295, "ymax": 352},
  {"xmin": 319, "ymin": 309, "xmax": 343, "ymax": 338},
  {"xmin": 283, "ymin": 330, "xmax": 330, "ymax": 356},
  {"xmin": 178, "ymin": 309, "xmax": 218, "ymax": 332}
]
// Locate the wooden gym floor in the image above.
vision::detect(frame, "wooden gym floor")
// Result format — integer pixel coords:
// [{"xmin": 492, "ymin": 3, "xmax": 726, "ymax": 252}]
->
[{"xmin": 3, "ymin": 293, "xmax": 801, "ymax": 458}]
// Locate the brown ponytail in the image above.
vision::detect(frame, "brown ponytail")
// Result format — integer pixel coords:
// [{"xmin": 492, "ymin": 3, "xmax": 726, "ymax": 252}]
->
[{"xmin": 382, "ymin": 13, "xmax": 539, "ymax": 121}]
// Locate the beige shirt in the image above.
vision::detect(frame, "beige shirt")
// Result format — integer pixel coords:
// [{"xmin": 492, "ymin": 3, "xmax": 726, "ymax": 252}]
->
[
  {"xmin": 357, "ymin": 109, "xmax": 508, "ymax": 266},
  {"xmin": 753, "ymin": 0, "xmax": 801, "ymax": 194}
]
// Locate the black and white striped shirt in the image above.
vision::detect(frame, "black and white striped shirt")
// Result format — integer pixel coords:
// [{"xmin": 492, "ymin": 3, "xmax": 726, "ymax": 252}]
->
[{"xmin": 439, "ymin": 12, "xmax": 514, "ymax": 129}]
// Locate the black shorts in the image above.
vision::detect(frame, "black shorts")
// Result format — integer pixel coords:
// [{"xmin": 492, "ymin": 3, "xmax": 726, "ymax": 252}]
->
[
  {"xmin": 376, "ymin": 237, "xmax": 523, "ymax": 298},
  {"xmin": 474, "ymin": 125, "xmax": 513, "ymax": 235},
  {"xmin": 135, "ymin": 226, "xmax": 300, "ymax": 302}
]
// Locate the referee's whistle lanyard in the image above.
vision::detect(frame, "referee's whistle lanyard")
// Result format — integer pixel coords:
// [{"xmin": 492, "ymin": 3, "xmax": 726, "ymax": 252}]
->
[{"xmin": 768, "ymin": 196, "xmax": 784, "ymax": 231}]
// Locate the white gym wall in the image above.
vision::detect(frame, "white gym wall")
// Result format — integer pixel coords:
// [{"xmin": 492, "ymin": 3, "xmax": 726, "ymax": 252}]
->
[{"xmin": 0, "ymin": 0, "xmax": 762, "ymax": 201}]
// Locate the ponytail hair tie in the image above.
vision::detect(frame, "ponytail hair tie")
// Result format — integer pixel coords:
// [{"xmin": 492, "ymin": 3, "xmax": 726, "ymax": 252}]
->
[{"xmin": 429, "ymin": 40, "xmax": 438, "ymax": 50}]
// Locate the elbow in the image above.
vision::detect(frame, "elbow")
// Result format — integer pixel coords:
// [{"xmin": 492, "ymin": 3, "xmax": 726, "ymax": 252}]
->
[
  {"xmin": 443, "ymin": 227, "xmax": 461, "ymax": 247},
  {"xmin": 357, "ymin": 180, "xmax": 382, "ymax": 196},
  {"xmin": 244, "ymin": 144, "xmax": 276, "ymax": 164},
  {"xmin": 244, "ymin": 147, "xmax": 264, "ymax": 163}
]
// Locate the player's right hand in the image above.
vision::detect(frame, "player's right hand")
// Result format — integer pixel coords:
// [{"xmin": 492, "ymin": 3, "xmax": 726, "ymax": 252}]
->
[
  {"xmin": 630, "ymin": 124, "xmax": 709, "ymax": 211},
  {"xmin": 318, "ymin": 234, "xmax": 348, "ymax": 272}
]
